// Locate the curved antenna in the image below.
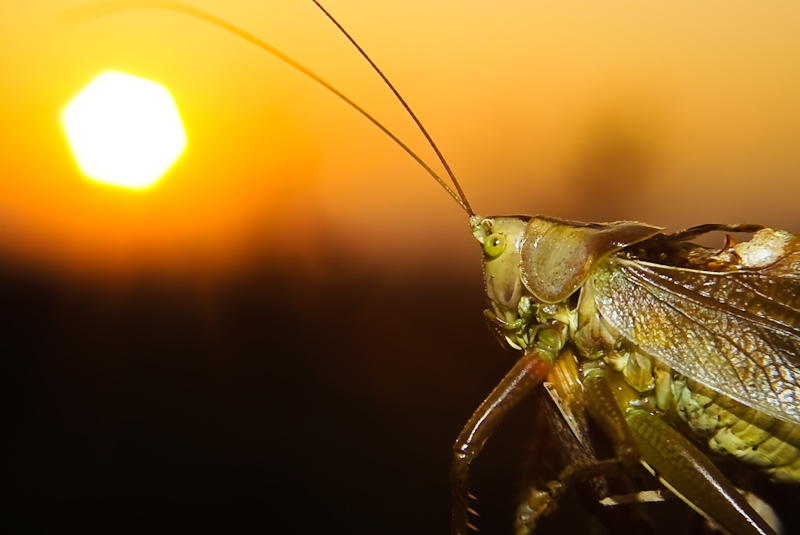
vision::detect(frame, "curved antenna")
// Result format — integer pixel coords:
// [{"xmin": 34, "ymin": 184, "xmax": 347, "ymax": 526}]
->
[
  {"xmin": 64, "ymin": 0, "xmax": 473, "ymax": 215},
  {"xmin": 309, "ymin": 1, "xmax": 473, "ymax": 216}
]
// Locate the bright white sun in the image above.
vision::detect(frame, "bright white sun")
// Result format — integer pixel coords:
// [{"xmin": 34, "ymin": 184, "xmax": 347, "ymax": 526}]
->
[{"xmin": 62, "ymin": 71, "xmax": 187, "ymax": 189}]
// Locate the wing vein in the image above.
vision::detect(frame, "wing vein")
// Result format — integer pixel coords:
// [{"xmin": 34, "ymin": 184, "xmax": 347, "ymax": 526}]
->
[{"xmin": 593, "ymin": 258, "xmax": 800, "ymax": 423}]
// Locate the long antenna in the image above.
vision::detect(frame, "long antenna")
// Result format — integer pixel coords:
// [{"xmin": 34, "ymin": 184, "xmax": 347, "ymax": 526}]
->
[
  {"xmin": 309, "ymin": 0, "xmax": 473, "ymax": 216},
  {"xmin": 64, "ymin": 0, "xmax": 474, "ymax": 216}
]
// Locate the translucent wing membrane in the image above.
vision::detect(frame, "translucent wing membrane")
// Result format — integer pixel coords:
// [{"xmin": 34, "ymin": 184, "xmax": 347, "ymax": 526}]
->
[{"xmin": 593, "ymin": 238, "xmax": 800, "ymax": 423}]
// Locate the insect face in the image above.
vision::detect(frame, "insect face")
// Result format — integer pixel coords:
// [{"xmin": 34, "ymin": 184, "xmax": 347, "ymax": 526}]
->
[{"xmin": 472, "ymin": 215, "xmax": 528, "ymax": 311}]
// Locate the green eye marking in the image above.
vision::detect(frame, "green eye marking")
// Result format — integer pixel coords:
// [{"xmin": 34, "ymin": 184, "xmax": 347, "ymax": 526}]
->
[{"xmin": 484, "ymin": 233, "xmax": 506, "ymax": 258}]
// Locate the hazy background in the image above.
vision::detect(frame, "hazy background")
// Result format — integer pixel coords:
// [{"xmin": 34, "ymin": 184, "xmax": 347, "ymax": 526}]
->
[{"xmin": 3, "ymin": 1, "xmax": 800, "ymax": 533}]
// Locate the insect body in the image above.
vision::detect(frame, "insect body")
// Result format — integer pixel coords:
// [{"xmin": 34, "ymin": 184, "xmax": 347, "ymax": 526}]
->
[
  {"xmin": 75, "ymin": 2, "xmax": 800, "ymax": 534},
  {"xmin": 455, "ymin": 216, "xmax": 800, "ymax": 534}
]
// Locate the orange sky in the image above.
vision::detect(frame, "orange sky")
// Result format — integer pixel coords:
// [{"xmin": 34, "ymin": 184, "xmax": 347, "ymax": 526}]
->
[{"xmin": 1, "ymin": 1, "xmax": 799, "ymax": 277}]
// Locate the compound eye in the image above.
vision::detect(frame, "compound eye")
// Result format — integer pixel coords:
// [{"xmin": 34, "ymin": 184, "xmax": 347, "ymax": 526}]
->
[{"xmin": 484, "ymin": 233, "xmax": 506, "ymax": 258}]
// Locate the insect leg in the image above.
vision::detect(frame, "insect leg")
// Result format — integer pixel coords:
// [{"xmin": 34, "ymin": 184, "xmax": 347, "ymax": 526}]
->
[
  {"xmin": 582, "ymin": 375, "xmax": 640, "ymax": 467},
  {"xmin": 626, "ymin": 409, "xmax": 778, "ymax": 535},
  {"xmin": 518, "ymin": 374, "xmax": 643, "ymax": 527},
  {"xmin": 452, "ymin": 350, "xmax": 552, "ymax": 535},
  {"xmin": 517, "ymin": 374, "xmax": 657, "ymax": 535}
]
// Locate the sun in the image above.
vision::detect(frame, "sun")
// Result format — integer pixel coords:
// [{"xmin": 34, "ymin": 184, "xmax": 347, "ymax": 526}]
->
[{"xmin": 62, "ymin": 71, "xmax": 187, "ymax": 190}]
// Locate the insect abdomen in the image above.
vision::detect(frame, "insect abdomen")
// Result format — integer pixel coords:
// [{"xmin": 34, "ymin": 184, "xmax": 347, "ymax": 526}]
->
[{"xmin": 672, "ymin": 378, "xmax": 800, "ymax": 483}]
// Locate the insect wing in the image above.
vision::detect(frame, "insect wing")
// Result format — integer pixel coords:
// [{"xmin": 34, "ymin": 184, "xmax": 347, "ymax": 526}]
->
[{"xmin": 590, "ymin": 241, "xmax": 800, "ymax": 424}]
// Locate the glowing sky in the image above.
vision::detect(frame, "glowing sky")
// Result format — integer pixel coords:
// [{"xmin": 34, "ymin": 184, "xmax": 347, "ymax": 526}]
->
[{"xmin": 1, "ymin": 1, "xmax": 799, "ymax": 275}]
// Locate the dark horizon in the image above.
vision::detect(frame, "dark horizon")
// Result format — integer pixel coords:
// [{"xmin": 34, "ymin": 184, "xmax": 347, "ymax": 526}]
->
[
  {"xmin": 7, "ymin": 250, "xmax": 799, "ymax": 533},
  {"xmin": 6, "ymin": 252, "xmax": 518, "ymax": 533}
]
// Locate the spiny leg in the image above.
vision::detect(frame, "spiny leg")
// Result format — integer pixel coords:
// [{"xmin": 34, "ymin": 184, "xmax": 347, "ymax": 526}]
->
[{"xmin": 451, "ymin": 349, "xmax": 551, "ymax": 535}]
